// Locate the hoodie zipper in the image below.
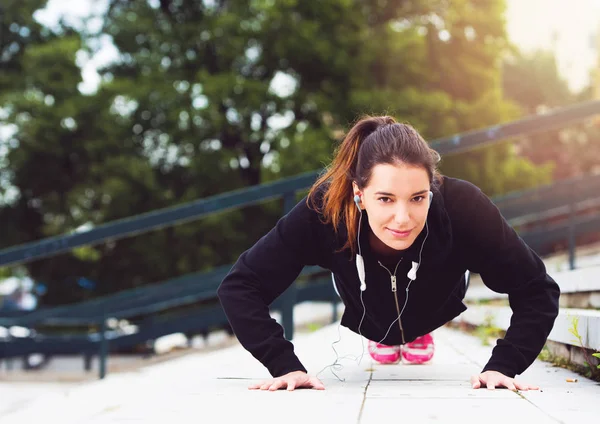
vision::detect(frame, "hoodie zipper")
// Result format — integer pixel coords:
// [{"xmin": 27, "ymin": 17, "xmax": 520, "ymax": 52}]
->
[{"xmin": 378, "ymin": 258, "xmax": 406, "ymax": 344}]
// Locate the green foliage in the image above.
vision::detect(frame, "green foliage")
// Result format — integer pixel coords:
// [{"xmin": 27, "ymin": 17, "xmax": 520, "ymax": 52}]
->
[
  {"xmin": 593, "ymin": 353, "xmax": 600, "ymax": 369},
  {"xmin": 71, "ymin": 245, "xmax": 102, "ymax": 262},
  {"xmin": 0, "ymin": 0, "xmax": 556, "ymax": 305},
  {"xmin": 569, "ymin": 315, "xmax": 600, "ymax": 378},
  {"xmin": 0, "ymin": 267, "xmax": 12, "ymax": 280},
  {"xmin": 474, "ymin": 314, "xmax": 505, "ymax": 346},
  {"xmin": 503, "ymin": 50, "xmax": 574, "ymax": 113},
  {"xmin": 306, "ymin": 322, "xmax": 323, "ymax": 333},
  {"xmin": 569, "ymin": 315, "xmax": 582, "ymax": 342},
  {"xmin": 0, "ymin": 0, "xmax": 52, "ymax": 93}
]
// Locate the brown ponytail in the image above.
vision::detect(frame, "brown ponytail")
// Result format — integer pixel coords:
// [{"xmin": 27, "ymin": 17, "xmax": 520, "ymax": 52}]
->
[{"xmin": 307, "ymin": 116, "xmax": 396, "ymax": 255}]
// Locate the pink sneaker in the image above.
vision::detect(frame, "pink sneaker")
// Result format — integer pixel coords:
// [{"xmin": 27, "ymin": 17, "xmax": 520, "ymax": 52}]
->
[
  {"xmin": 401, "ymin": 333, "xmax": 434, "ymax": 364},
  {"xmin": 368, "ymin": 341, "xmax": 401, "ymax": 364}
]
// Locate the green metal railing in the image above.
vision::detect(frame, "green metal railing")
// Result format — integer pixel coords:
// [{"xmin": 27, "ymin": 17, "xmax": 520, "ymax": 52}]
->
[
  {"xmin": 496, "ymin": 172, "xmax": 600, "ymax": 269},
  {"xmin": 2, "ymin": 99, "xmax": 599, "ymax": 269}
]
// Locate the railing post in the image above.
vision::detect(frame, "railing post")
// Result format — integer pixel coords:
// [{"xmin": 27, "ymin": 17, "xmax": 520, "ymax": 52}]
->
[
  {"xmin": 568, "ymin": 203, "xmax": 576, "ymax": 270},
  {"xmin": 84, "ymin": 353, "xmax": 92, "ymax": 372},
  {"xmin": 281, "ymin": 284, "xmax": 297, "ymax": 340},
  {"xmin": 281, "ymin": 191, "xmax": 297, "ymax": 340},
  {"xmin": 331, "ymin": 300, "xmax": 338, "ymax": 324},
  {"xmin": 99, "ymin": 312, "xmax": 108, "ymax": 379}
]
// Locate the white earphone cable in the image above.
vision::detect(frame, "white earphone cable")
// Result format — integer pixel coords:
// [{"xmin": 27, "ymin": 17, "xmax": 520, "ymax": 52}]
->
[{"xmin": 319, "ymin": 197, "xmax": 429, "ymax": 381}]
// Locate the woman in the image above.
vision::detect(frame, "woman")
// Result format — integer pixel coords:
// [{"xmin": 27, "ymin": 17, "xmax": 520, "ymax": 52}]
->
[{"xmin": 217, "ymin": 116, "xmax": 560, "ymax": 392}]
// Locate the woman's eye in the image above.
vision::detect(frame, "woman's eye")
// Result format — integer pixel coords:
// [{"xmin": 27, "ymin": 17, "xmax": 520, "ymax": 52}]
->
[
  {"xmin": 412, "ymin": 196, "xmax": 424, "ymax": 202},
  {"xmin": 378, "ymin": 197, "xmax": 391, "ymax": 203}
]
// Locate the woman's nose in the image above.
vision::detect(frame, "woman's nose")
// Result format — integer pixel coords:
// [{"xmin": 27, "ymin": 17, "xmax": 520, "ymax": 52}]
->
[{"xmin": 393, "ymin": 206, "xmax": 410, "ymax": 225}]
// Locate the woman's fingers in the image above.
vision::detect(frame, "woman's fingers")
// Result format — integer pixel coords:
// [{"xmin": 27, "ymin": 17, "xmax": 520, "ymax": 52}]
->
[
  {"xmin": 470, "ymin": 375, "xmax": 481, "ymax": 389},
  {"xmin": 269, "ymin": 379, "xmax": 285, "ymax": 391},
  {"xmin": 249, "ymin": 376, "xmax": 300, "ymax": 391},
  {"xmin": 471, "ymin": 371, "xmax": 540, "ymax": 392},
  {"xmin": 248, "ymin": 374, "xmax": 325, "ymax": 391},
  {"xmin": 309, "ymin": 376, "xmax": 325, "ymax": 390},
  {"xmin": 514, "ymin": 380, "xmax": 539, "ymax": 391},
  {"xmin": 248, "ymin": 380, "xmax": 266, "ymax": 390},
  {"xmin": 502, "ymin": 378, "xmax": 517, "ymax": 392},
  {"xmin": 486, "ymin": 379, "xmax": 497, "ymax": 390}
]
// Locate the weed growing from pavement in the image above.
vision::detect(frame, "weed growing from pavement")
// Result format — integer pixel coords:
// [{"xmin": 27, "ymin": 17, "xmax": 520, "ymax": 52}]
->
[
  {"xmin": 446, "ymin": 320, "xmax": 600, "ymax": 382},
  {"xmin": 568, "ymin": 315, "xmax": 600, "ymax": 379}
]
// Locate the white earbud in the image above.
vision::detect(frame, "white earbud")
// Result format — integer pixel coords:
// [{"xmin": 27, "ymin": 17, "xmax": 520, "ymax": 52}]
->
[
  {"xmin": 356, "ymin": 254, "xmax": 366, "ymax": 291},
  {"xmin": 407, "ymin": 261, "xmax": 419, "ymax": 280},
  {"xmin": 354, "ymin": 192, "xmax": 367, "ymax": 291}
]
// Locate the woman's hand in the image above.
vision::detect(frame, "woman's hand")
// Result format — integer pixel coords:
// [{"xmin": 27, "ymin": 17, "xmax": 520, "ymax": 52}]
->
[
  {"xmin": 471, "ymin": 371, "xmax": 539, "ymax": 391},
  {"xmin": 249, "ymin": 371, "xmax": 325, "ymax": 391}
]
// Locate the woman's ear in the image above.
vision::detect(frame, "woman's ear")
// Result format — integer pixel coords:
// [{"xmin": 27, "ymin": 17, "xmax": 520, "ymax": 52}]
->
[
  {"xmin": 352, "ymin": 182, "xmax": 364, "ymax": 209},
  {"xmin": 352, "ymin": 181, "xmax": 360, "ymax": 198}
]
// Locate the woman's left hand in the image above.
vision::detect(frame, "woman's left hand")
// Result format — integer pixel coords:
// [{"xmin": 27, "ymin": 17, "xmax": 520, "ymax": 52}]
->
[{"xmin": 470, "ymin": 371, "xmax": 539, "ymax": 391}]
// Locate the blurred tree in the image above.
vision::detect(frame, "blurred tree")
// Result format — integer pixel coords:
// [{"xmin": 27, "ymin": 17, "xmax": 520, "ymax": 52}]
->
[
  {"xmin": 502, "ymin": 49, "xmax": 600, "ymax": 180},
  {"xmin": 400, "ymin": 0, "xmax": 553, "ymax": 195},
  {"xmin": 503, "ymin": 50, "xmax": 573, "ymax": 113},
  {"xmin": 0, "ymin": 0, "xmax": 553, "ymax": 305},
  {"xmin": 0, "ymin": 0, "xmax": 48, "ymax": 234},
  {"xmin": 0, "ymin": 0, "xmax": 61, "ymax": 277},
  {"xmin": 0, "ymin": 0, "xmax": 51, "ymax": 92}
]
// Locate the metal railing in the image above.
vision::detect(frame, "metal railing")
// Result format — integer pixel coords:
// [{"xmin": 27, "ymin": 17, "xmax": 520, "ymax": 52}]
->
[{"xmin": 3, "ymin": 99, "xmax": 600, "ymax": 269}]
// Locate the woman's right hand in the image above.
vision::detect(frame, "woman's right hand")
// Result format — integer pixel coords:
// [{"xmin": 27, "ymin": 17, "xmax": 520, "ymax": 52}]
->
[{"xmin": 248, "ymin": 370, "xmax": 325, "ymax": 391}]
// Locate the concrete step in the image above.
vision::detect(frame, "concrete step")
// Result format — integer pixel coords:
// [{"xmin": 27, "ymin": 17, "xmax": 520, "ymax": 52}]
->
[{"xmin": 455, "ymin": 305, "xmax": 600, "ymax": 351}]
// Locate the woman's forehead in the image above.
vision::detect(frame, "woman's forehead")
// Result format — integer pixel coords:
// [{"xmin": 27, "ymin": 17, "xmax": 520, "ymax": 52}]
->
[{"xmin": 365, "ymin": 163, "xmax": 429, "ymax": 195}]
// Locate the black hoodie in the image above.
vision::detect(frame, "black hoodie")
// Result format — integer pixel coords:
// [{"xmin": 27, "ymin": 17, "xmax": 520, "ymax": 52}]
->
[{"xmin": 217, "ymin": 176, "xmax": 560, "ymax": 378}]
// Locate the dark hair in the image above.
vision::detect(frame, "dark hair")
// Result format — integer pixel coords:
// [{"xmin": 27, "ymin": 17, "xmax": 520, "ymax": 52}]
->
[{"xmin": 307, "ymin": 115, "xmax": 441, "ymax": 255}]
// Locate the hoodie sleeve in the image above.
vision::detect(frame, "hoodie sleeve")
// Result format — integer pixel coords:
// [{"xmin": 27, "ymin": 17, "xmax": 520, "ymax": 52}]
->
[
  {"xmin": 217, "ymin": 195, "xmax": 330, "ymax": 377},
  {"xmin": 447, "ymin": 179, "xmax": 560, "ymax": 378}
]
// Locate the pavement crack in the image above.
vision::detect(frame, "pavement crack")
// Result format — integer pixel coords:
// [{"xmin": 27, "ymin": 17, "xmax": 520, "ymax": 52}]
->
[
  {"xmin": 357, "ymin": 370, "xmax": 373, "ymax": 424},
  {"xmin": 517, "ymin": 391, "xmax": 564, "ymax": 423}
]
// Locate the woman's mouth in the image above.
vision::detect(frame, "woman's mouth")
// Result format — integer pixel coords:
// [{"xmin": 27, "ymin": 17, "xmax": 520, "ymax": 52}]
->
[{"xmin": 387, "ymin": 228, "xmax": 412, "ymax": 238}]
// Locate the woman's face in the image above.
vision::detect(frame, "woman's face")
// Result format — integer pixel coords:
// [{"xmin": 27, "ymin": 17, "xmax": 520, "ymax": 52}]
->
[{"xmin": 354, "ymin": 163, "xmax": 431, "ymax": 253}]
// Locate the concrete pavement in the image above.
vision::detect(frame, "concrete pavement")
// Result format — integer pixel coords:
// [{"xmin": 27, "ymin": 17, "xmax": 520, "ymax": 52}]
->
[{"xmin": 1, "ymin": 319, "xmax": 598, "ymax": 423}]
